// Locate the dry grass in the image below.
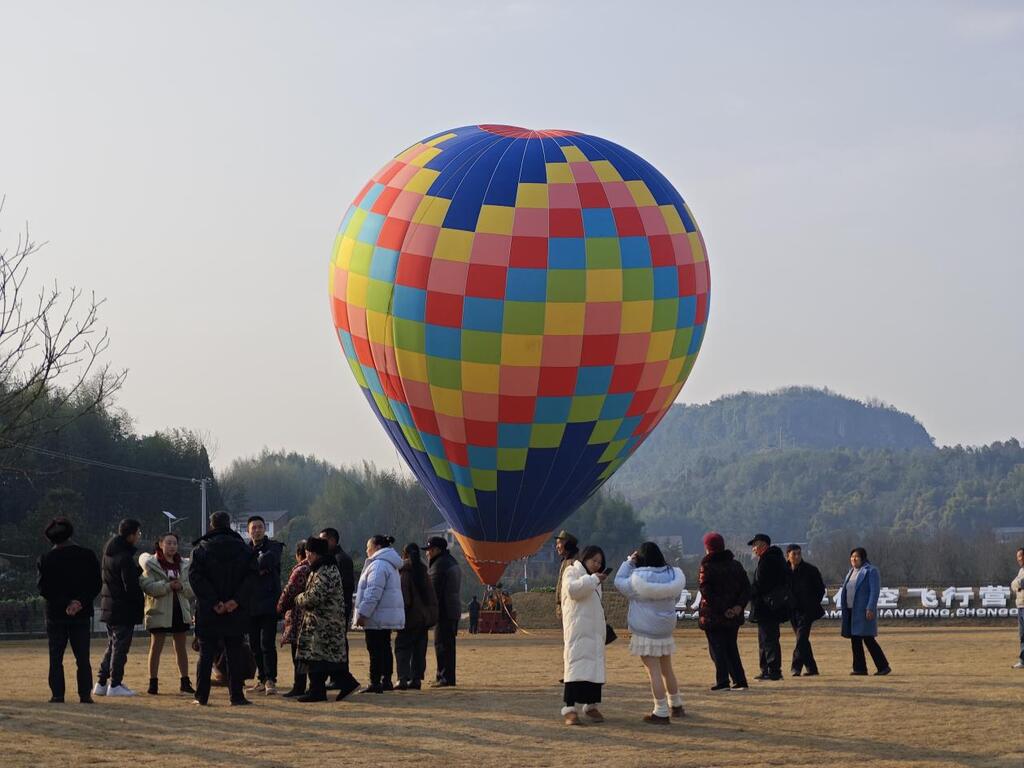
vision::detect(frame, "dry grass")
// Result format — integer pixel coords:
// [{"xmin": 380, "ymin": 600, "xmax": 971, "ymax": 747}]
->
[{"xmin": 0, "ymin": 626, "xmax": 1021, "ymax": 767}]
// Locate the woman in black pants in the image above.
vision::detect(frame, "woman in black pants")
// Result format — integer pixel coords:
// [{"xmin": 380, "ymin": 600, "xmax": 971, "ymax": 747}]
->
[
  {"xmin": 839, "ymin": 547, "xmax": 891, "ymax": 676},
  {"xmin": 353, "ymin": 535, "xmax": 405, "ymax": 693},
  {"xmin": 697, "ymin": 532, "xmax": 751, "ymax": 691},
  {"xmin": 395, "ymin": 543, "xmax": 438, "ymax": 690}
]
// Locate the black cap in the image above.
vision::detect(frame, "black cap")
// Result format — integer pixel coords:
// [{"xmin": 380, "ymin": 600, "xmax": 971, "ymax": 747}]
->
[
  {"xmin": 747, "ymin": 533, "xmax": 771, "ymax": 546},
  {"xmin": 423, "ymin": 536, "xmax": 448, "ymax": 551}
]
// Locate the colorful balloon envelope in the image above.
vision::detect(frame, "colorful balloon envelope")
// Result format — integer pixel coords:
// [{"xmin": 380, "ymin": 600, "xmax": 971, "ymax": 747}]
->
[{"xmin": 330, "ymin": 125, "xmax": 709, "ymax": 584}]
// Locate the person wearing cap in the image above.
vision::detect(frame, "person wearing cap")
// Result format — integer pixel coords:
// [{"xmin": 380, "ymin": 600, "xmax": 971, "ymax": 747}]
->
[
  {"xmin": 747, "ymin": 533, "xmax": 790, "ymax": 682},
  {"xmin": 554, "ymin": 530, "xmax": 579, "ymax": 620},
  {"xmin": 697, "ymin": 532, "xmax": 750, "ymax": 691},
  {"xmin": 785, "ymin": 544, "xmax": 825, "ymax": 677},
  {"xmin": 425, "ymin": 535, "xmax": 462, "ymax": 687}
]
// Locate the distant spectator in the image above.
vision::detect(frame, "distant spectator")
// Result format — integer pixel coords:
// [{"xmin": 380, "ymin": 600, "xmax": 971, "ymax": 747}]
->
[
  {"xmin": 96, "ymin": 518, "xmax": 145, "ymax": 697},
  {"xmin": 838, "ymin": 547, "xmax": 891, "ymax": 676},
  {"xmin": 294, "ymin": 536, "xmax": 345, "ymax": 702},
  {"xmin": 560, "ymin": 544, "xmax": 608, "ymax": 726},
  {"xmin": 467, "ymin": 595, "xmax": 480, "ymax": 634},
  {"xmin": 786, "ymin": 544, "xmax": 826, "ymax": 677},
  {"xmin": 139, "ymin": 532, "xmax": 194, "ymax": 695},
  {"xmin": 697, "ymin": 532, "xmax": 750, "ymax": 691},
  {"xmin": 425, "ymin": 536, "xmax": 462, "ymax": 687},
  {"xmin": 18, "ymin": 602, "xmax": 30, "ymax": 632},
  {"xmin": 615, "ymin": 542, "xmax": 687, "ymax": 724},
  {"xmin": 189, "ymin": 510, "xmax": 258, "ymax": 706},
  {"xmin": 37, "ymin": 517, "xmax": 102, "ymax": 703},
  {"xmin": 247, "ymin": 515, "xmax": 283, "ymax": 696},
  {"xmin": 354, "ymin": 535, "xmax": 405, "ymax": 693},
  {"xmin": 1013, "ymin": 548, "xmax": 1024, "ymax": 670},
  {"xmin": 396, "ymin": 543, "xmax": 437, "ymax": 690},
  {"xmin": 554, "ymin": 530, "xmax": 579, "ymax": 621},
  {"xmin": 748, "ymin": 533, "xmax": 789, "ymax": 682},
  {"xmin": 278, "ymin": 541, "xmax": 311, "ymax": 697}
]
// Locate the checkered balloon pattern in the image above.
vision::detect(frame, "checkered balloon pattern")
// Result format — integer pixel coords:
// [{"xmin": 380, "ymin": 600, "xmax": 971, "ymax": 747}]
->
[{"xmin": 330, "ymin": 125, "xmax": 709, "ymax": 583}]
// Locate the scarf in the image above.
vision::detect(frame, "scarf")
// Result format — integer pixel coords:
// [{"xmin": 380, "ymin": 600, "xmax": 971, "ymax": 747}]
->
[{"xmin": 157, "ymin": 550, "xmax": 182, "ymax": 580}]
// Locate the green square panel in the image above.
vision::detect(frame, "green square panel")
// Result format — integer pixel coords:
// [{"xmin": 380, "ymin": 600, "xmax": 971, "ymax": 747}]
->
[
  {"xmin": 429, "ymin": 455, "xmax": 453, "ymax": 481},
  {"xmin": 587, "ymin": 418, "xmax": 622, "ymax": 445},
  {"xmin": 457, "ymin": 484, "xmax": 477, "ymax": 506},
  {"xmin": 652, "ymin": 298, "xmax": 678, "ymax": 331},
  {"xmin": 599, "ymin": 438, "xmax": 628, "ymax": 463},
  {"xmin": 671, "ymin": 327, "xmax": 694, "ymax": 358},
  {"xmin": 401, "ymin": 423, "xmax": 425, "ymax": 452},
  {"xmin": 569, "ymin": 395, "xmax": 604, "ymax": 423},
  {"xmin": 497, "ymin": 447, "xmax": 528, "ymax": 471},
  {"xmin": 462, "ymin": 330, "xmax": 502, "ymax": 364},
  {"xmin": 622, "ymin": 269, "xmax": 654, "ymax": 301},
  {"xmin": 547, "ymin": 270, "xmax": 586, "ymax": 303},
  {"xmin": 427, "ymin": 357, "xmax": 461, "ymax": 389},
  {"xmin": 503, "ymin": 301, "xmax": 546, "ymax": 335},
  {"xmin": 585, "ymin": 238, "xmax": 621, "ymax": 269},
  {"xmin": 365, "ymin": 279, "xmax": 393, "ymax": 313},
  {"xmin": 471, "ymin": 468, "xmax": 498, "ymax": 492},
  {"xmin": 393, "ymin": 318, "xmax": 426, "ymax": 353},
  {"xmin": 349, "ymin": 242, "xmax": 374, "ymax": 275},
  {"xmin": 530, "ymin": 423, "xmax": 565, "ymax": 448}
]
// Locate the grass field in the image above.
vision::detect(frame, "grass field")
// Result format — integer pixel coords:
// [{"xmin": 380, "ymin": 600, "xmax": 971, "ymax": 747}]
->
[{"xmin": 0, "ymin": 626, "xmax": 1021, "ymax": 767}]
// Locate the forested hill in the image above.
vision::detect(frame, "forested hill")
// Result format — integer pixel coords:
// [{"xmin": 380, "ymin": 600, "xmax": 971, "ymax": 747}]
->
[{"xmin": 609, "ymin": 387, "xmax": 934, "ymax": 498}]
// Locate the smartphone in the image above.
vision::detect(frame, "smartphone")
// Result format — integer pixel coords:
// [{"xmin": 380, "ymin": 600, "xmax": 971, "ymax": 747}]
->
[{"xmin": 602, "ymin": 567, "xmax": 613, "ymax": 575}]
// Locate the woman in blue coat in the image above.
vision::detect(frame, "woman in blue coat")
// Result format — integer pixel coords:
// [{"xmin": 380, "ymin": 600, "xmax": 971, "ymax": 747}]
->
[{"xmin": 838, "ymin": 547, "xmax": 891, "ymax": 676}]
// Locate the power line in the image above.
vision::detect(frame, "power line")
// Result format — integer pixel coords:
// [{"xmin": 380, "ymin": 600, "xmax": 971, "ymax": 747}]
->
[{"xmin": 0, "ymin": 437, "xmax": 203, "ymax": 483}]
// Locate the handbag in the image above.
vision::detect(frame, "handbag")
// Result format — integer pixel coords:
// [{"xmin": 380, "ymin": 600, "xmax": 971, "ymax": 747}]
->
[{"xmin": 605, "ymin": 623, "xmax": 617, "ymax": 645}]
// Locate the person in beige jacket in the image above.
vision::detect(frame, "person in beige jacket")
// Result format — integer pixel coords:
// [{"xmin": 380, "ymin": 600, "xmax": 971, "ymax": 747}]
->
[
  {"xmin": 139, "ymin": 532, "xmax": 194, "ymax": 694},
  {"xmin": 1012, "ymin": 547, "xmax": 1024, "ymax": 669}
]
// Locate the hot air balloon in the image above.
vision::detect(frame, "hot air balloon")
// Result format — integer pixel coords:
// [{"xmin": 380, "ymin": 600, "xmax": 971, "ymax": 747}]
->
[{"xmin": 329, "ymin": 125, "xmax": 709, "ymax": 585}]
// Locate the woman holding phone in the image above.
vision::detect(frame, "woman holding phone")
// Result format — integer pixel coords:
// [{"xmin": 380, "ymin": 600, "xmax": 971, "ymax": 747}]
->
[{"xmin": 560, "ymin": 544, "xmax": 609, "ymax": 725}]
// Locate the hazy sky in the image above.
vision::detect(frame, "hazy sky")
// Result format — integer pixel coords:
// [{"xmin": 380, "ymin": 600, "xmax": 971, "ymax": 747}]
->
[{"xmin": 2, "ymin": 1, "xmax": 1021, "ymax": 471}]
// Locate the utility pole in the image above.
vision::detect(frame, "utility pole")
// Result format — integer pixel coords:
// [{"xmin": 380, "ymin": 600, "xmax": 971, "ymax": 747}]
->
[{"xmin": 194, "ymin": 477, "xmax": 210, "ymax": 536}]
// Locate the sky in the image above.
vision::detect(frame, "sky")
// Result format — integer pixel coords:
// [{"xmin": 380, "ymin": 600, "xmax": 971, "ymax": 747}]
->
[{"xmin": 1, "ymin": 1, "xmax": 1021, "ymax": 471}]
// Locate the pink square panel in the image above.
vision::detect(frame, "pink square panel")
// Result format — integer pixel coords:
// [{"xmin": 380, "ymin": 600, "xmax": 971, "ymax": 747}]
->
[
  {"xmin": 426, "ymin": 258, "xmax": 469, "ymax": 294},
  {"xmin": 404, "ymin": 224, "xmax": 441, "ymax": 257},
  {"xmin": 499, "ymin": 365, "xmax": 541, "ymax": 396},
  {"xmin": 603, "ymin": 182, "xmax": 634, "ymax": 208},
  {"xmin": 548, "ymin": 184, "xmax": 581, "ymax": 209},
  {"xmin": 512, "ymin": 208, "xmax": 548, "ymax": 237},
  {"xmin": 584, "ymin": 302, "xmax": 622, "ymax": 334},
  {"xmin": 436, "ymin": 413, "xmax": 467, "ymax": 443},
  {"xmin": 462, "ymin": 392, "xmax": 499, "ymax": 421},
  {"xmin": 569, "ymin": 162, "xmax": 599, "ymax": 182},
  {"xmin": 470, "ymin": 233, "xmax": 512, "ymax": 266},
  {"xmin": 615, "ymin": 333, "xmax": 650, "ymax": 364},
  {"xmin": 541, "ymin": 335, "xmax": 584, "ymax": 367}
]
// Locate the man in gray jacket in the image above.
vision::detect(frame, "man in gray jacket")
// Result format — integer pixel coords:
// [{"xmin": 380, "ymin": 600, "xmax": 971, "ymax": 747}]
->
[
  {"xmin": 1012, "ymin": 547, "xmax": 1024, "ymax": 669},
  {"xmin": 425, "ymin": 536, "xmax": 461, "ymax": 687}
]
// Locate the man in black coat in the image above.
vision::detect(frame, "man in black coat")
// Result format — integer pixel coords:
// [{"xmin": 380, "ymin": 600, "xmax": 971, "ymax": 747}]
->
[
  {"xmin": 96, "ymin": 518, "xmax": 144, "ymax": 696},
  {"xmin": 425, "ymin": 536, "xmax": 461, "ymax": 687},
  {"xmin": 37, "ymin": 517, "xmax": 102, "ymax": 703},
  {"xmin": 246, "ymin": 515, "xmax": 284, "ymax": 695},
  {"xmin": 319, "ymin": 527, "xmax": 360, "ymax": 699},
  {"xmin": 189, "ymin": 510, "xmax": 258, "ymax": 706},
  {"xmin": 748, "ymin": 533, "xmax": 790, "ymax": 681},
  {"xmin": 786, "ymin": 544, "xmax": 826, "ymax": 676}
]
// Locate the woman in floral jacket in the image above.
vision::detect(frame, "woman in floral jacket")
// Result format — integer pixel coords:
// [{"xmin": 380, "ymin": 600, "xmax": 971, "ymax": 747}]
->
[
  {"xmin": 277, "ymin": 540, "xmax": 310, "ymax": 698},
  {"xmin": 294, "ymin": 536, "xmax": 345, "ymax": 702}
]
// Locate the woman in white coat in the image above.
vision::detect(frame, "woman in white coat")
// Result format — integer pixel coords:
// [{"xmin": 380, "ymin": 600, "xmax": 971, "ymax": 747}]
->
[
  {"xmin": 560, "ymin": 544, "xmax": 608, "ymax": 726},
  {"xmin": 615, "ymin": 541, "xmax": 686, "ymax": 725},
  {"xmin": 354, "ymin": 534, "xmax": 405, "ymax": 693}
]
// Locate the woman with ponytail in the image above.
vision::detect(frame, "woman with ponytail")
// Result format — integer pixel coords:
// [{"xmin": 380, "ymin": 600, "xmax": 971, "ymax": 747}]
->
[{"xmin": 354, "ymin": 534, "xmax": 405, "ymax": 693}]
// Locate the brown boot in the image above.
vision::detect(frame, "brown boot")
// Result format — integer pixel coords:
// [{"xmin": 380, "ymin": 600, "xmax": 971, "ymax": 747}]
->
[
  {"xmin": 643, "ymin": 713, "xmax": 671, "ymax": 725},
  {"xmin": 564, "ymin": 711, "xmax": 583, "ymax": 726},
  {"xmin": 671, "ymin": 705, "xmax": 685, "ymax": 718},
  {"xmin": 584, "ymin": 707, "xmax": 604, "ymax": 723}
]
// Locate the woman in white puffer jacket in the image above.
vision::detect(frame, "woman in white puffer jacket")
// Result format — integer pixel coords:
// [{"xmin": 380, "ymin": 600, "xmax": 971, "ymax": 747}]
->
[
  {"xmin": 615, "ymin": 541, "xmax": 686, "ymax": 725},
  {"xmin": 560, "ymin": 545, "xmax": 609, "ymax": 726}
]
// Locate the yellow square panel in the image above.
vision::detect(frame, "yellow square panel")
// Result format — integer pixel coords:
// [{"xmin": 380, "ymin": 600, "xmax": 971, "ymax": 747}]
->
[
  {"xmin": 434, "ymin": 228, "xmax": 475, "ymax": 262},
  {"xmin": 403, "ymin": 167, "xmax": 441, "ymax": 194},
  {"xmin": 372, "ymin": 391, "xmax": 396, "ymax": 420},
  {"xmin": 501, "ymin": 334, "xmax": 543, "ymax": 366},
  {"xmin": 430, "ymin": 386, "xmax": 463, "ymax": 417},
  {"xmin": 626, "ymin": 180, "xmax": 657, "ymax": 207},
  {"xmin": 334, "ymin": 235, "xmax": 355, "ymax": 270},
  {"xmin": 688, "ymin": 232, "xmax": 706, "ymax": 262},
  {"xmin": 476, "ymin": 204, "xmax": 515, "ymax": 235},
  {"xmin": 560, "ymin": 145, "xmax": 587, "ymax": 163},
  {"xmin": 425, "ymin": 132, "xmax": 458, "ymax": 147},
  {"xmin": 347, "ymin": 357, "xmax": 367, "ymax": 387},
  {"xmin": 660, "ymin": 357, "xmax": 685, "ymax": 386},
  {"xmin": 346, "ymin": 272, "xmax": 368, "ymax": 306},
  {"xmin": 544, "ymin": 303, "xmax": 586, "ymax": 335},
  {"xmin": 621, "ymin": 300, "xmax": 653, "ymax": 333},
  {"xmin": 395, "ymin": 349, "xmax": 429, "ymax": 382},
  {"xmin": 366, "ymin": 310, "xmax": 389, "ymax": 345},
  {"xmin": 586, "ymin": 270, "xmax": 623, "ymax": 302},
  {"xmin": 660, "ymin": 205, "xmax": 686, "ymax": 234},
  {"xmin": 461, "ymin": 361, "xmax": 500, "ymax": 393},
  {"xmin": 409, "ymin": 146, "xmax": 442, "ymax": 167},
  {"xmin": 545, "ymin": 162, "xmax": 574, "ymax": 183},
  {"xmin": 591, "ymin": 160, "xmax": 623, "ymax": 182},
  {"xmin": 647, "ymin": 329, "xmax": 675, "ymax": 361},
  {"xmin": 515, "ymin": 183, "xmax": 548, "ymax": 209},
  {"xmin": 411, "ymin": 196, "xmax": 451, "ymax": 226}
]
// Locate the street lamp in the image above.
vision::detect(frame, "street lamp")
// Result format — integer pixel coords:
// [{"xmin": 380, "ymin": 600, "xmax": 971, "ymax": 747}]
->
[{"xmin": 162, "ymin": 510, "xmax": 185, "ymax": 533}]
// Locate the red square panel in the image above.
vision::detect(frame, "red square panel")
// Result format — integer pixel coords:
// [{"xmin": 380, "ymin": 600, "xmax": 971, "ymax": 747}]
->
[
  {"xmin": 332, "ymin": 297, "xmax": 349, "ymax": 332},
  {"xmin": 577, "ymin": 183, "xmax": 609, "ymax": 209},
  {"xmin": 425, "ymin": 291, "xmax": 463, "ymax": 327},
  {"xmin": 371, "ymin": 186, "xmax": 402, "ymax": 215},
  {"xmin": 465, "ymin": 418, "xmax": 498, "ymax": 446},
  {"xmin": 696, "ymin": 293, "xmax": 709, "ymax": 325},
  {"xmin": 377, "ymin": 217, "xmax": 409, "ymax": 250},
  {"xmin": 410, "ymin": 406, "xmax": 439, "ymax": 435},
  {"xmin": 609, "ymin": 363, "xmax": 645, "ymax": 394},
  {"xmin": 395, "ymin": 253, "xmax": 430, "ymax": 289},
  {"xmin": 538, "ymin": 366, "xmax": 578, "ymax": 396},
  {"xmin": 678, "ymin": 264, "xmax": 697, "ymax": 295},
  {"xmin": 499, "ymin": 395, "xmax": 536, "ymax": 423},
  {"xmin": 580, "ymin": 334, "xmax": 619, "ymax": 366},
  {"xmin": 626, "ymin": 389, "xmax": 657, "ymax": 417},
  {"xmin": 613, "ymin": 208, "xmax": 645, "ymax": 237},
  {"xmin": 549, "ymin": 209, "xmax": 584, "ymax": 238},
  {"xmin": 649, "ymin": 235, "xmax": 675, "ymax": 267},
  {"xmin": 375, "ymin": 161, "xmax": 404, "ymax": 185},
  {"xmin": 510, "ymin": 236, "xmax": 548, "ymax": 268},
  {"xmin": 442, "ymin": 439, "xmax": 469, "ymax": 466},
  {"xmin": 352, "ymin": 335, "xmax": 373, "ymax": 366},
  {"xmin": 466, "ymin": 263, "xmax": 507, "ymax": 299}
]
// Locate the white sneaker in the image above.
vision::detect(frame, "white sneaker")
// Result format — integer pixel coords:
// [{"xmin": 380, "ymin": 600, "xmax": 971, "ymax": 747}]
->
[
  {"xmin": 1013, "ymin": 662, "xmax": 1024, "ymax": 669},
  {"xmin": 248, "ymin": 681, "xmax": 266, "ymax": 693},
  {"xmin": 92, "ymin": 683, "xmax": 108, "ymax": 697},
  {"xmin": 106, "ymin": 684, "xmax": 135, "ymax": 697}
]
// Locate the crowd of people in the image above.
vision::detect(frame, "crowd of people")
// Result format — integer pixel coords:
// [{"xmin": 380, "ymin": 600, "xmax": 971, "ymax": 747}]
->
[
  {"xmin": 32, "ymin": 513, "xmax": 1024, "ymax": 724},
  {"xmin": 36, "ymin": 513, "xmax": 463, "ymax": 705}
]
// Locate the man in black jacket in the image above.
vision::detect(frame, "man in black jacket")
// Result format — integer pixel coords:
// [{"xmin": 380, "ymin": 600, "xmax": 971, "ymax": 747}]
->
[
  {"xmin": 319, "ymin": 527, "xmax": 360, "ymax": 699},
  {"xmin": 425, "ymin": 536, "xmax": 461, "ymax": 687},
  {"xmin": 96, "ymin": 518, "xmax": 144, "ymax": 696},
  {"xmin": 37, "ymin": 517, "xmax": 102, "ymax": 703},
  {"xmin": 246, "ymin": 515, "xmax": 283, "ymax": 695},
  {"xmin": 786, "ymin": 544, "xmax": 826, "ymax": 676},
  {"xmin": 189, "ymin": 510, "xmax": 258, "ymax": 706},
  {"xmin": 748, "ymin": 533, "xmax": 790, "ymax": 681}
]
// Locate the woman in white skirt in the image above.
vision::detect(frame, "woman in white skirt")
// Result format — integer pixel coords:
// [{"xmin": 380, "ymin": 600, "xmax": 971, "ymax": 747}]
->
[
  {"xmin": 560, "ymin": 545, "xmax": 609, "ymax": 725},
  {"xmin": 615, "ymin": 541, "xmax": 686, "ymax": 725}
]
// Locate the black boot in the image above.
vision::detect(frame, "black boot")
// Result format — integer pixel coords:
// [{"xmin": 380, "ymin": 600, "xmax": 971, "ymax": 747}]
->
[
  {"xmin": 147, "ymin": 678, "xmax": 159, "ymax": 695},
  {"xmin": 180, "ymin": 677, "xmax": 195, "ymax": 694}
]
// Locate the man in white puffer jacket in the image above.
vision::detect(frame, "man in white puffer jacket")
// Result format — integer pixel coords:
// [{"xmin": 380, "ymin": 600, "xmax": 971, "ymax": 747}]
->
[{"xmin": 615, "ymin": 542, "xmax": 687, "ymax": 725}]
